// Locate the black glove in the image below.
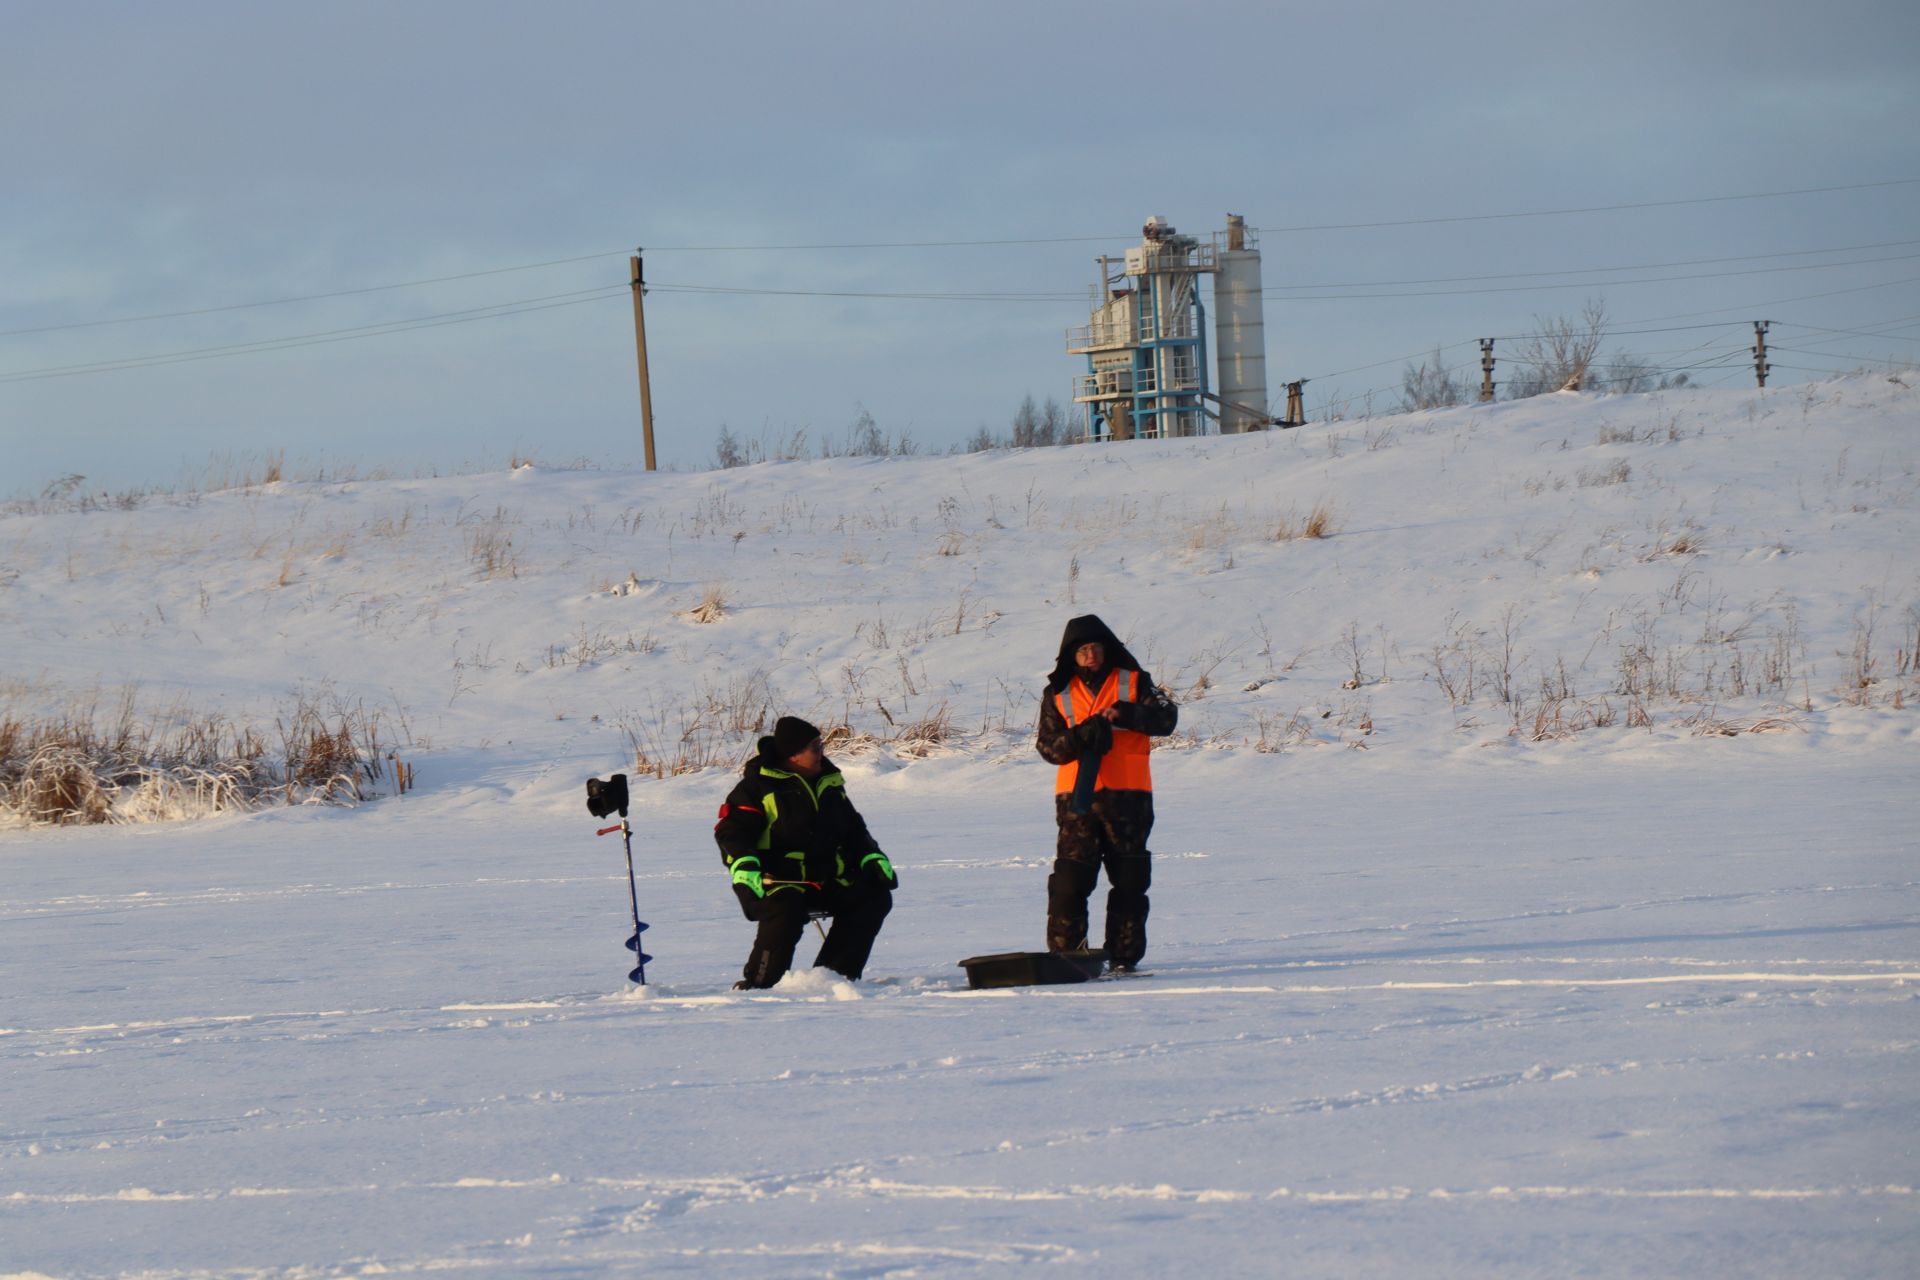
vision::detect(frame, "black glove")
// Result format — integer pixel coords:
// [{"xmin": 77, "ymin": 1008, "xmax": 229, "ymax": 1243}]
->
[
  {"xmin": 729, "ymin": 858, "xmax": 765, "ymax": 915},
  {"xmin": 1073, "ymin": 716, "xmax": 1112, "ymax": 754},
  {"xmin": 859, "ymin": 851, "xmax": 898, "ymax": 889}
]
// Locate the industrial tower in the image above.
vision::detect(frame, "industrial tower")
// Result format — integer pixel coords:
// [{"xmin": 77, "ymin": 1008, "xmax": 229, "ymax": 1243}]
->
[{"xmin": 1067, "ymin": 214, "xmax": 1269, "ymax": 440}]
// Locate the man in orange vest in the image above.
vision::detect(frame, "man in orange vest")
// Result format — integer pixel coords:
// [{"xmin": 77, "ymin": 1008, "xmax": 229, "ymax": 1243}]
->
[{"xmin": 1035, "ymin": 615, "xmax": 1178, "ymax": 972}]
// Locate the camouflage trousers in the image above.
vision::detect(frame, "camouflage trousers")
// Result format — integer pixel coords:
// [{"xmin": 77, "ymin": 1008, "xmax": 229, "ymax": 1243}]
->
[{"xmin": 1047, "ymin": 790, "xmax": 1153, "ymax": 968}]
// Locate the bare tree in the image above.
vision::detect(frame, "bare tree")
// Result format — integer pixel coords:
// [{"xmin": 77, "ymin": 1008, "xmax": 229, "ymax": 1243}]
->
[
  {"xmin": 1592, "ymin": 352, "xmax": 1658, "ymax": 394},
  {"xmin": 1010, "ymin": 395, "xmax": 1041, "ymax": 448},
  {"xmin": 1040, "ymin": 396, "xmax": 1069, "ymax": 446},
  {"xmin": 1505, "ymin": 298, "xmax": 1608, "ymax": 398},
  {"xmin": 845, "ymin": 407, "xmax": 886, "ymax": 457},
  {"xmin": 1398, "ymin": 346, "xmax": 1465, "ymax": 411}
]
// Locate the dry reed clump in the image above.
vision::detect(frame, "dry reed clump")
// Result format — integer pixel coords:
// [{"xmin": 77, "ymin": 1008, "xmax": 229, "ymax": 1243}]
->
[
  {"xmin": 0, "ymin": 691, "xmax": 389, "ymax": 827},
  {"xmin": 1274, "ymin": 499, "xmax": 1339, "ymax": 541},
  {"xmin": 684, "ymin": 583, "xmax": 729, "ymax": 624},
  {"xmin": 890, "ymin": 702, "xmax": 957, "ymax": 757},
  {"xmin": 821, "ymin": 722, "xmax": 880, "ymax": 756}
]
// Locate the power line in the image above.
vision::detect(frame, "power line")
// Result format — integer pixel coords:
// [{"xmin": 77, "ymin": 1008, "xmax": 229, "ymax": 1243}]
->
[
  {"xmin": 1612, "ymin": 273, "xmax": 1920, "ymax": 326},
  {"xmin": 1263, "ymin": 251, "xmax": 1920, "ymax": 302},
  {"xmin": 1773, "ymin": 312, "xmax": 1920, "ymax": 340},
  {"xmin": 0, "ymin": 287, "xmax": 628, "ymax": 383},
  {"xmin": 641, "ymin": 247, "xmax": 1920, "ymax": 307},
  {"xmin": 642, "ymin": 178, "xmax": 1920, "ymax": 249},
  {"xmin": 648, "ymin": 282, "xmax": 1078, "ymax": 303},
  {"xmin": 7, "ymin": 178, "xmax": 1915, "ymax": 336},
  {"xmin": 0, "ymin": 251, "xmax": 626, "ymax": 338},
  {"xmin": 1262, "ymin": 177, "xmax": 1920, "ymax": 233},
  {"xmin": 1267, "ymin": 238, "xmax": 1920, "ymax": 290},
  {"xmin": 1769, "ymin": 360, "xmax": 1897, "ymax": 375}
]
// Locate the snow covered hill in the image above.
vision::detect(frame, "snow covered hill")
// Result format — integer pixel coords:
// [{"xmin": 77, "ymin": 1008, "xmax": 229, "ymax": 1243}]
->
[
  {"xmin": 3, "ymin": 377, "xmax": 1916, "ymax": 1277},
  {"xmin": 4, "ymin": 373, "xmax": 1917, "ymax": 808}
]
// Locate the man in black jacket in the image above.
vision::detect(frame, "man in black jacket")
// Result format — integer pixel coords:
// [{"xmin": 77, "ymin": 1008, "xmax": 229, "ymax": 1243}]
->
[
  {"xmin": 713, "ymin": 716, "xmax": 897, "ymax": 989},
  {"xmin": 1035, "ymin": 615, "xmax": 1178, "ymax": 971}
]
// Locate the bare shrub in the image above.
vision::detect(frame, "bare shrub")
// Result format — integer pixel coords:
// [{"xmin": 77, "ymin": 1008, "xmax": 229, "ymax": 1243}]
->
[
  {"xmin": 1337, "ymin": 622, "xmax": 1371, "ymax": 689},
  {"xmin": 1010, "ymin": 394, "xmax": 1064, "ymax": 449},
  {"xmin": 1506, "ymin": 299, "xmax": 1608, "ymax": 398},
  {"xmin": 461, "ymin": 507, "xmax": 520, "ymax": 579},
  {"xmin": 700, "ymin": 669, "xmax": 773, "ymax": 736},
  {"xmin": 1399, "ymin": 347, "xmax": 1465, "ymax": 411},
  {"xmin": 713, "ymin": 426, "xmax": 747, "ymax": 470},
  {"xmin": 839, "ymin": 408, "xmax": 917, "ymax": 458},
  {"xmin": 1253, "ymin": 709, "xmax": 1313, "ymax": 752},
  {"xmin": 1896, "ymin": 605, "xmax": 1919, "ymax": 680},
  {"xmin": 1841, "ymin": 603, "xmax": 1881, "ymax": 705}
]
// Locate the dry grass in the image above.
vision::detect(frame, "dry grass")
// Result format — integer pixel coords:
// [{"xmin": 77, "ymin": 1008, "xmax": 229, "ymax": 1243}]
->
[
  {"xmin": 1274, "ymin": 499, "xmax": 1339, "ymax": 541},
  {"xmin": 684, "ymin": 583, "xmax": 729, "ymax": 624},
  {"xmin": 1252, "ymin": 709, "xmax": 1314, "ymax": 752},
  {"xmin": 1, "ymin": 689, "xmax": 388, "ymax": 826},
  {"xmin": 1645, "ymin": 526, "xmax": 1706, "ymax": 559},
  {"xmin": 461, "ymin": 507, "xmax": 521, "ymax": 579},
  {"xmin": 890, "ymin": 702, "xmax": 957, "ymax": 757},
  {"xmin": 1421, "ymin": 593, "xmax": 1830, "ymax": 742}
]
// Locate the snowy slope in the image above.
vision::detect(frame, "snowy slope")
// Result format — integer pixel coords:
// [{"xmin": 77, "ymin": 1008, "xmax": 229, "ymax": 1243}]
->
[{"xmin": 3, "ymin": 377, "xmax": 1917, "ymax": 1277}]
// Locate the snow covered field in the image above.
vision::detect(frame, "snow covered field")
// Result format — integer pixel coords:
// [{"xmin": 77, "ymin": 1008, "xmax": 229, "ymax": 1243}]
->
[{"xmin": 4, "ymin": 378, "xmax": 1917, "ymax": 1276}]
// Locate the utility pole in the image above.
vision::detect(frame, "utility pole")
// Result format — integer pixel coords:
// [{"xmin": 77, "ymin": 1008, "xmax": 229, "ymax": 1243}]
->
[
  {"xmin": 1752, "ymin": 320, "xmax": 1770, "ymax": 389},
  {"xmin": 1282, "ymin": 379, "xmax": 1307, "ymax": 428},
  {"xmin": 630, "ymin": 252, "xmax": 657, "ymax": 471},
  {"xmin": 1479, "ymin": 338, "xmax": 1497, "ymax": 403}
]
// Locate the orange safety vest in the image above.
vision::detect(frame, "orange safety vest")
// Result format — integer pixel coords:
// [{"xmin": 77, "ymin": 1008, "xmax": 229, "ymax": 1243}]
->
[{"xmin": 1054, "ymin": 668, "xmax": 1153, "ymax": 795}]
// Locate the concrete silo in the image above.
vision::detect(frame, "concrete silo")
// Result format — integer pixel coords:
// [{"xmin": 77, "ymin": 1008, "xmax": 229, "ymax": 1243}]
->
[
  {"xmin": 1213, "ymin": 215, "xmax": 1269, "ymax": 434},
  {"xmin": 1066, "ymin": 214, "xmax": 1271, "ymax": 441}
]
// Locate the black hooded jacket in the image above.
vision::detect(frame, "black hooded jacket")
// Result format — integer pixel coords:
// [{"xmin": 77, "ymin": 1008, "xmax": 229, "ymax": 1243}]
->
[
  {"xmin": 714, "ymin": 736, "xmax": 883, "ymax": 891},
  {"xmin": 1035, "ymin": 614, "xmax": 1178, "ymax": 772}
]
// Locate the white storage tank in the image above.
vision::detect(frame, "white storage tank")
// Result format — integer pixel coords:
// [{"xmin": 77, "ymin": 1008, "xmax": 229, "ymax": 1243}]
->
[{"xmin": 1213, "ymin": 214, "xmax": 1268, "ymax": 434}]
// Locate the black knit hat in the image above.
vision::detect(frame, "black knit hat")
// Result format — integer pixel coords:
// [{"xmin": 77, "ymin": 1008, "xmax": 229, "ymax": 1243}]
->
[{"xmin": 771, "ymin": 715, "xmax": 822, "ymax": 759}]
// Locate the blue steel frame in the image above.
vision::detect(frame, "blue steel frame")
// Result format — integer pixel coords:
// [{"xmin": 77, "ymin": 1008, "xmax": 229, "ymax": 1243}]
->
[{"xmin": 1082, "ymin": 256, "xmax": 1211, "ymax": 441}]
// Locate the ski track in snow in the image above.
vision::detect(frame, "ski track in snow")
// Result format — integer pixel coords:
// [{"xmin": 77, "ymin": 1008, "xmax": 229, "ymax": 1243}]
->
[
  {"xmin": 4, "ymin": 972, "xmax": 1913, "ymax": 1166},
  {"xmin": 4, "ymin": 963, "xmax": 1914, "ymax": 1043}
]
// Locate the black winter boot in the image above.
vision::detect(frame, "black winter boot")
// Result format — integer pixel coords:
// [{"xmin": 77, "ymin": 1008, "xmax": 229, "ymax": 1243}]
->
[
  {"xmin": 1047, "ymin": 913, "xmax": 1089, "ymax": 953},
  {"xmin": 1106, "ymin": 915, "xmax": 1146, "ymax": 971}
]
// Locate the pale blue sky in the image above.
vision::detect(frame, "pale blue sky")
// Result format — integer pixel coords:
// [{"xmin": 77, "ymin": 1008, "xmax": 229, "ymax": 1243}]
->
[{"xmin": 4, "ymin": 0, "xmax": 1918, "ymax": 493}]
